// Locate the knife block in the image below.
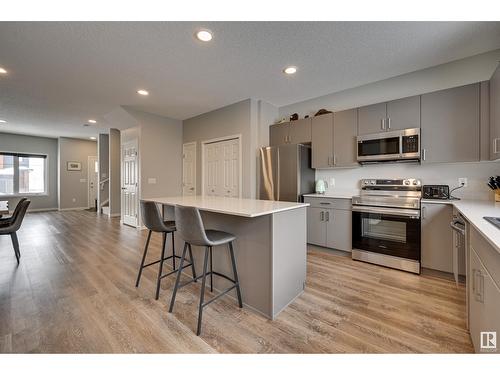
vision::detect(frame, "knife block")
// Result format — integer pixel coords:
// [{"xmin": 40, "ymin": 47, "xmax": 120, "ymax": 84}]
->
[{"xmin": 496, "ymin": 190, "xmax": 500, "ymax": 203}]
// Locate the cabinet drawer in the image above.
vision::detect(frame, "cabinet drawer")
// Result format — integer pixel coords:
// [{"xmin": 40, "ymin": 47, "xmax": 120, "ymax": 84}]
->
[
  {"xmin": 304, "ymin": 197, "xmax": 351, "ymax": 210},
  {"xmin": 470, "ymin": 227, "xmax": 500, "ymax": 288}
]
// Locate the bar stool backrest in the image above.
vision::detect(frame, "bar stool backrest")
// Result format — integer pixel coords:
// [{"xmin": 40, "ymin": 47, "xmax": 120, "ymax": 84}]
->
[
  {"xmin": 174, "ymin": 205, "xmax": 210, "ymax": 247},
  {"xmin": 140, "ymin": 200, "xmax": 169, "ymax": 232}
]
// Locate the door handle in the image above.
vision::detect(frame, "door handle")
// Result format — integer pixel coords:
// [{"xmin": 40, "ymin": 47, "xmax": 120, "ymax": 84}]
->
[{"xmin": 421, "ymin": 206, "xmax": 426, "ymax": 219}]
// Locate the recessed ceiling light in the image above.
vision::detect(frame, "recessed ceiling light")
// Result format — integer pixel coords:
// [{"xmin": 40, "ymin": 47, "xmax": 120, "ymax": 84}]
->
[
  {"xmin": 137, "ymin": 89, "xmax": 149, "ymax": 96},
  {"xmin": 195, "ymin": 29, "xmax": 213, "ymax": 42},
  {"xmin": 0, "ymin": 119, "xmax": 6, "ymax": 123},
  {"xmin": 90, "ymin": 136, "xmax": 97, "ymax": 140},
  {"xmin": 283, "ymin": 66, "xmax": 297, "ymax": 75},
  {"xmin": 88, "ymin": 119, "xmax": 97, "ymax": 124},
  {"xmin": 0, "ymin": 67, "xmax": 7, "ymax": 74}
]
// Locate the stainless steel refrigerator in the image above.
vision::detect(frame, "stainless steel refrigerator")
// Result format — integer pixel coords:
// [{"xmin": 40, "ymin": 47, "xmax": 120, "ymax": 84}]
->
[{"xmin": 259, "ymin": 144, "xmax": 315, "ymax": 202}]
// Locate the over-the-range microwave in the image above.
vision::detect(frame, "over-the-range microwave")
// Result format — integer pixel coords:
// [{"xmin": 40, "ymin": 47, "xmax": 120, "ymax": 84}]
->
[{"xmin": 357, "ymin": 128, "xmax": 420, "ymax": 164}]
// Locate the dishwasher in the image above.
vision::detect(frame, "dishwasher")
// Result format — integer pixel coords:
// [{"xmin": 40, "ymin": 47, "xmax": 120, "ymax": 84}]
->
[{"xmin": 450, "ymin": 210, "xmax": 466, "ymax": 285}]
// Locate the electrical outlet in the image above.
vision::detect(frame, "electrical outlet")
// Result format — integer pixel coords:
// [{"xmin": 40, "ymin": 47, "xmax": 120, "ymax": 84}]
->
[{"xmin": 458, "ymin": 178, "xmax": 468, "ymax": 187}]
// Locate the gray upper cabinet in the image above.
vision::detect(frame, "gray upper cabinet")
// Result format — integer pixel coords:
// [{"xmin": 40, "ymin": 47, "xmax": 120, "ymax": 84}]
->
[
  {"xmin": 333, "ymin": 109, "xmax": 358, "ymax": 167},
  {"xmin": 269, "ymin": 123, "xmax": 289, "ymax": 146},
  {"xmin": 288, "ymin": 118, "xmax": 312, "ymax": 144},
  {"xmin": 490, "ymin": 64, "xmax": 500, "ymax": 160},
  {"xmin": 357, "ymin": 102, "xmax": 387, "ymax": 135},
  {"xmin": 386, "ymin": 95, "xmax": 421, "ymax": 130},
  {"xmin": 270, "ymin": 118, "xmax": 312, "ymax": 146},
  {"xmin": 421, "ymin": 83, "xmax": 480, "ymax": 163},
  {"xmin": 311, "ymin": 113, "xmax": 333, "ymax": 168}
]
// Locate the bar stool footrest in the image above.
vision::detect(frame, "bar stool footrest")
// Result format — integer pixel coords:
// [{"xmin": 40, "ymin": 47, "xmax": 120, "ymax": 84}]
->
[
  {"xmin": 159, "ymin": 262, "xmax": 195, "ymax": 279},
  {"xmin": 202, "ymin": 284, "xmax": 239, "ymax": 308},
  {"xmin": 142, "ymin": 254, "xmax": 184, "ymax": 268}
]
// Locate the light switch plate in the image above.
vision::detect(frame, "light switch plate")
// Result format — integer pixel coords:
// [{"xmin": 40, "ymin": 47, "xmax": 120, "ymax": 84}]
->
[
  {"xmin": 148, "ymin": 178, "xmax": 157, "ymax": 184},
  {"xmin": 80, "ymin": 178, "xmax": 86, "ymax": 183}
]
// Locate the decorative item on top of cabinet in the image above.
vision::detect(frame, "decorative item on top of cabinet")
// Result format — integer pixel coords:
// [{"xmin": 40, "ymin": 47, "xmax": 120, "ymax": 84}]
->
[{"xmin": 290, "ymin": 113, "xmax": 299, "ymax": 121}]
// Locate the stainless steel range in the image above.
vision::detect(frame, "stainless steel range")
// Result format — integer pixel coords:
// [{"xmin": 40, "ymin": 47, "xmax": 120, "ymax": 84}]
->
[{"xmin": 351, "ymin": 178, "xmax": 422, "ymax": 274}]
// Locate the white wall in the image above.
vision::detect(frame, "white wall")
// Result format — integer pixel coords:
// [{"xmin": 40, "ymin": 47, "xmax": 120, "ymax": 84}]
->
[
  {"xmin": 279, "ymin": 49, "xmax": 500, "ymax": 119},
  {"xmin": 123, "ymin": 108, "xmax": 183, "ymax": 199},
  {"xmin": 58, "ymin": 137, "xmax": 97, "ymax": 210},
  {"xmin": 316, "ymin": 161, "xmax": 500, "ymax": 201}
]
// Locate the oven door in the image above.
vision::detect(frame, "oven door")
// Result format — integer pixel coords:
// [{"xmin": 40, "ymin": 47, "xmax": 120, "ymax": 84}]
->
[{"xmin": 352, "ymin": 205, "xmax": 421, "ymax": 261}]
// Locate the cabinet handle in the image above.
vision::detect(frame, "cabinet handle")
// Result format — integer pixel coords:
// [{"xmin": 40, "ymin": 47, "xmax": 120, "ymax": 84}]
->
[
  {"xmin": 328, "ymin": 156, "xmax": 332, "ymax": 166},
  {"xmin": 422, "ymin": 148, "xmax": 426, "ymax": 161},
  {"xmin": 475, "ymin": 269, "xmax": 484, "ymax": 303},
  {"xmin": 320, "ymin": 211, "xmax": 324, "ymax": 221},
  {"xmin": 333, "ymin": 154, "xmax": 337, "ymax": 166},
  {"xmin": 325, "ymin": 211, "xmax": 330, "ymax": 222},
  {"xmin": 319, "ymin": 202, "xmax": 331, "ymax": 205},
  {"xmin": 381, "ymin": 118, "xmax": 385, "ymax": 130},
  {"xmin": 472, "ymin": 269, "xmax": 476, "ymax": 294},
  {"xmin": 387, "ymin": 117, "xmax": 391, "ymax": 130},
  {"xmin": 494, "ymin": 138, "xmax": 500, "ymax": 154}
]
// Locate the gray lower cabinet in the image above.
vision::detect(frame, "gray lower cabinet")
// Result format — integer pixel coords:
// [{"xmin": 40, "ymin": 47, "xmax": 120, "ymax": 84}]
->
[
  {"xmin": 421, "ymin": 83, "xmax": 480, "ymax": 163},
  {"xmin": 490, "ymin": 64, "xmax": 500, "ymax": 161},
  {"xmin": 421, "ymin": 203, "xmax": 453, "ymax": 273},
  {"xmin": 468, "ymin": 232, "xmax": 500, "ymax": 353},
  {"xmin": 311, "ymin": 110, "xmax": 358, "ymax": 168},
  {"xmin": 325, "ymin": 208, "xmax": 352, "ymax": 251},
  {"xmin": 304, "ymin": 197, "xmax": 352, "ymax": 252},
  {"xmin": 358, "ymin": 102, "xmax": 387, "ymax": 135},
  {"xmin": 386, "ymin": 95, "xmax": 420, "ymax": 131},
  {"xmin": 270, "ymin": 118, "xmax": 312, "ymax": 146}
]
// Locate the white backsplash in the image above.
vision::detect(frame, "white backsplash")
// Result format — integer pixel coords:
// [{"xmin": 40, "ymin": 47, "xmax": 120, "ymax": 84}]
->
[{"xmin": 316, "ymin": 161, "xmax": 500, "ymax": 201}]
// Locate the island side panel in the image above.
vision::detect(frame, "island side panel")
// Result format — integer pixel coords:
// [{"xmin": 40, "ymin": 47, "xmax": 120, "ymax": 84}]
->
[
  {"xmin": 183, "ymin": 211, "xmax": 273, "ymax": 318},
  {"xmin": 271, "ymin": 207, "xmax": 307, "ymax": 318}
]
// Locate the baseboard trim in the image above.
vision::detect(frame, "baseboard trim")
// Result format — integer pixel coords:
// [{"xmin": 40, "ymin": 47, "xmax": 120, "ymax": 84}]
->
[
  {"xmin": 58, "ymin": 207, "xmax": 89, "ymax": 211},
  {"xmin": 109, "ymin": 213, "xmax": 121, "ymax": 217}
]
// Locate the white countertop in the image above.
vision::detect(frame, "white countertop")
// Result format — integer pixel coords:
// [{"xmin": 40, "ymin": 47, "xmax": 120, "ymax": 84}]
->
[
  {"xmin": 422, "ymin": 198, "xmax": 500, "ymax": 254},
  {"xmin": 144, "ymin": 196, "xmax": 309, "ymax": 218}
]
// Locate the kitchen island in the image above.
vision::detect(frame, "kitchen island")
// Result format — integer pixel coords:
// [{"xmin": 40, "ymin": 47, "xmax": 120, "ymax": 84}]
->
[{"xmin": 143, "ymin": 196, "xmax": 309, "ymax": 319}]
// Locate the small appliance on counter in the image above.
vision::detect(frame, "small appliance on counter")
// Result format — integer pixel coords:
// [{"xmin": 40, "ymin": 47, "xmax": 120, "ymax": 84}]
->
[
  {"xmin": 422, "ymin": 185, "xmax": 449, "ymax": 200},
  {"xmin": 315, "ymin": 179, "xmax": 328, "ymax": 194}
]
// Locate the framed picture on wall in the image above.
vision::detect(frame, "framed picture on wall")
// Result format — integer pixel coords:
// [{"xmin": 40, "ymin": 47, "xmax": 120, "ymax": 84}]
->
[{"xmin": 67, "ymin": 161, "xmax": 82, "ymax": 171}]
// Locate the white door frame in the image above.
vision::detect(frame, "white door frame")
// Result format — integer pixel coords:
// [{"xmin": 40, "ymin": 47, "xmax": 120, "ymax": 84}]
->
[
  {"xmin": 201, "ymin": 134, "xmax": 242, "ymax": 198},
  {"xmin": 121, "ymin": 138, "xmax": 140, "ymax": 228},
  {"xmin": 87, "ymin": 155, "xmax": 98, "ymax": 208},
  {"xmin": 182, "ymin": 141, "xmax": 197, "ymax": 196}
]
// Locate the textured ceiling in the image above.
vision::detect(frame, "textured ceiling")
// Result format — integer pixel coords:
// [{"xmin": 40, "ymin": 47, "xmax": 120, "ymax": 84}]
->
[{"xmin": 1, "ymin": 21, "xmax": 500, "ymax": 138}]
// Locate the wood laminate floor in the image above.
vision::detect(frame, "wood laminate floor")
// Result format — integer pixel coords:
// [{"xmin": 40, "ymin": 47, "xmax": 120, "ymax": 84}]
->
[{"xmin": 0, "ymin": 210, "xmax": 473, "ymax": 353}]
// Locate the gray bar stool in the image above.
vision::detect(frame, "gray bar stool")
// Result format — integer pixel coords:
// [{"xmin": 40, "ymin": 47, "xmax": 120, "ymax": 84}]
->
[
  {"xmin": 169, "ymin": 205, "xmax": 242, "ymax": 336},
  {"xmin": 135, "ymin": 201, "xmax": 197, "ymax": 300}
]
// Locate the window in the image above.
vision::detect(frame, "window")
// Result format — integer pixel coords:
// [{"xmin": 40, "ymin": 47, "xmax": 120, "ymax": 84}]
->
[{"xmin": 0, "ymin": 152, "xmax": 47, "ymax": 195}]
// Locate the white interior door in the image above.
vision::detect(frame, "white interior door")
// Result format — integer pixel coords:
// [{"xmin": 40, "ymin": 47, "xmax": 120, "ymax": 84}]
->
[
  {"xmin": 122, "ymin": 140, "xmax": 138, "ymax": 227},
  {"xmin": 87, "ymin": 156, "xmax": 98, "ymax": 208},
  {"xmin": 182, "ymin": 142, "xmax": 196, "ymax": 196},
  {"xmin": 203, "ymin": 138, "xmax": 240, "ymax": 197}
]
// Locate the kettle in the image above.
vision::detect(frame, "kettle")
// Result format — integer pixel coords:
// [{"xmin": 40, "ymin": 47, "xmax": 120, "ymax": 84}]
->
[{"xmin": 315, "ymin": 179, "xmax": 328, "ymax": 194}]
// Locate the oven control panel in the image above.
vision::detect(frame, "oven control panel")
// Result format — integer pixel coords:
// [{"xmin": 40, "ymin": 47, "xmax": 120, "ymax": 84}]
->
[{"xmin": 361, "ymin": 179, "xmax": 421, "ymax": 188}]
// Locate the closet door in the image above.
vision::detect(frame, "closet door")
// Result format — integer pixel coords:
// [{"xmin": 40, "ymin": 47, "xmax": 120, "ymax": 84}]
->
[{"xmin": 204, "ymin": 138, "xmax": 240, "ymax": 197}]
